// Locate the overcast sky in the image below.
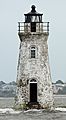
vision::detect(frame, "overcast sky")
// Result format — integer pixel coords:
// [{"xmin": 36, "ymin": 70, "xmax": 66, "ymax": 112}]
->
[{"xmin": 0, "ymin": 0, "xmax": 66, "ymax": 83}]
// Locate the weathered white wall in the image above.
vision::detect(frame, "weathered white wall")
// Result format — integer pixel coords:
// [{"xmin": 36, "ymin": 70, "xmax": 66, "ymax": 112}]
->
[{"xmin": 16, "ymin": 33, "xmax": 53, "ymax": 108}]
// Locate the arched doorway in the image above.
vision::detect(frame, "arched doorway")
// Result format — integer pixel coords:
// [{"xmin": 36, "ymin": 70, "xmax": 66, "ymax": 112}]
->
[{"xmin": 30, "ymin": 79, "xmax": 37, "ymax": 102}]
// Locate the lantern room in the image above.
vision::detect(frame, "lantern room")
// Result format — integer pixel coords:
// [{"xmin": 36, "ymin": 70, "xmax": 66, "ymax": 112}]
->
[{"xmin": 24, "ymin": 5, "xmax": 43, "ymax": 23}]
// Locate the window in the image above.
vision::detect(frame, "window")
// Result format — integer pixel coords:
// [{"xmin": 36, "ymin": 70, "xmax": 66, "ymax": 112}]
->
[{"xmin": 31, "ymin": 47, "xmax": 35, "ymax": 58}]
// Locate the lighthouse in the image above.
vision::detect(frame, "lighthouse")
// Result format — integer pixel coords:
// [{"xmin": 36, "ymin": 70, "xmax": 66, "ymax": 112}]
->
[{"xmin": 16, "ymin": 5, "xmax": 53, "ymax": 109}]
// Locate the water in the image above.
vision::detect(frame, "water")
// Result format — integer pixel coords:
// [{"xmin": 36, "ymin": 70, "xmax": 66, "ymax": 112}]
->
[
  {"xmin": 0, "ymin": 97, "xmax": 14, "ymax": 108},
  {"xmin": 0, "ymin": 95, "xmax": 66, "ymax": 120},
  {"xmin": 0, "ymin": 110, "xmax": 66, "ymax": 120},
  {"xmin": 54, "ymin": 95, "xmax": 66, "ymax": 107}
]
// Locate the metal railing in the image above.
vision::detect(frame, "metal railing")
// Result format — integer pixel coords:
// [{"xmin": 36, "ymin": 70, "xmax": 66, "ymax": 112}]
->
[{"xmin": 18, "ymin": 22, "xmax": 49, "ymax": 34}]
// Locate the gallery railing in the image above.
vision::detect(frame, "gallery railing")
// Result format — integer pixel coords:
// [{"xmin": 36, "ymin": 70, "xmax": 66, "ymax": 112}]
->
[{"xmin": 18, "ymin": 22, "xmax": 49, "ymax": 34}]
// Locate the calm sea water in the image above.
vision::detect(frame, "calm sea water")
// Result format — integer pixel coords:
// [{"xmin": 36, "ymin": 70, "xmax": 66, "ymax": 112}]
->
[{"xmin": 0, "ymin": 95, "xmax": 66, "ymax": 120}]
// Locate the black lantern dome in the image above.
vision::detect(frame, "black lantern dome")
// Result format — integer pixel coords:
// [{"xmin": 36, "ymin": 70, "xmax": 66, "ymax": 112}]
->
[
  {"xmin": 31, "ymin": 5, "xmax": 36, "ymax": 12},
  {"xmin": 24, "ymin": 5, "xmax": 43, "ymax": 23}
]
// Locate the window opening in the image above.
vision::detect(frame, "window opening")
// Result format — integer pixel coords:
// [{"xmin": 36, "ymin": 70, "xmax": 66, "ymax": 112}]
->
[{"xmin": 31, "ymin": 47, "xmax": 35, "ymax": 58}]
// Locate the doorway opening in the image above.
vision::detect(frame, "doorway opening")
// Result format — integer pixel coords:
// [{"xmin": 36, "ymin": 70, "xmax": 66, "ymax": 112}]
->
[
  {"xmin": 31, "ymin": 22, "xmax": 36, "ymax": 32},
  {"xmin": 30, "ymin": 82, "xmax": 37, "ymax": 102}
]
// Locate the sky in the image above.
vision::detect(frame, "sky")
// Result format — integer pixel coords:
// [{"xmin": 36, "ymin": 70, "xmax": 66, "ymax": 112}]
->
[{"xmin": 0, "ymin": 0, "xmax": 66, "ymax": 83}]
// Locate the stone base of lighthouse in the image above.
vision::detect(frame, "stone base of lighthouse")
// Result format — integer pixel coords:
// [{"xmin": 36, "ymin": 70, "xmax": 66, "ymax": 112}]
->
[{"xmin": 15, "ymin": 33, "xmax": 53, "ymax": 110}]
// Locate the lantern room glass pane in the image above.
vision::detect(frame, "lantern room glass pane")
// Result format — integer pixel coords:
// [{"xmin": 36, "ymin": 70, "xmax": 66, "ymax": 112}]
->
[{"xmin": 39, "ymin": 16, "xmax": 42, "ymax": 22}]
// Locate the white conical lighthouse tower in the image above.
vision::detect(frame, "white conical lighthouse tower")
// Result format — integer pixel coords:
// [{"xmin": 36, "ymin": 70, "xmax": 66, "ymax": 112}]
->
[{"xmin": 16, "ymin": 5, "xmax": 53, "ymax": 109}]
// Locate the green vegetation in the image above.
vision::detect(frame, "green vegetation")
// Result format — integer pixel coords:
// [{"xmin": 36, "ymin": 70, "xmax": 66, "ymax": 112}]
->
[
  {"xmin": 58, "ymin": 86, "xmax": 66, "ymax": 94},
  {"xmin": 14, "ymin": 102, "xmax": 28, "ymax": 110},
  {"xmin": 56, "ymin": 80, "xmax": 64, "ymax": 84}
]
